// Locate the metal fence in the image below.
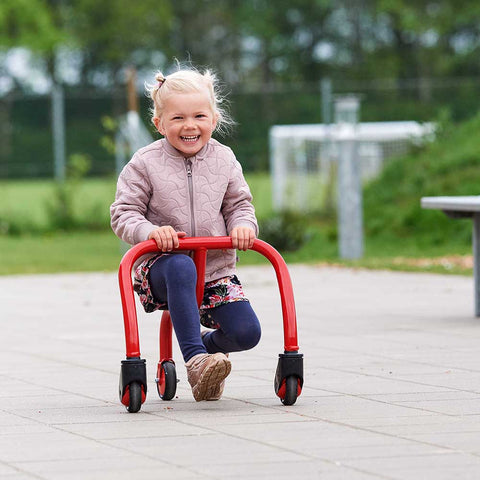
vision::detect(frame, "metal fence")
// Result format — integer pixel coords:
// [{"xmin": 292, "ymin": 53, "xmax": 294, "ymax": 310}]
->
[{"xmin": 2, "ymin": 77, "xmax": 480, "ymax": 179}]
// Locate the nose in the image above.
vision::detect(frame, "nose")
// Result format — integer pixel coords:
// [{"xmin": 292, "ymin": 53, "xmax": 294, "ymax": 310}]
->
[{"xmin": 184, "ymin": 117, "xmax": 196, "ymax": 129}]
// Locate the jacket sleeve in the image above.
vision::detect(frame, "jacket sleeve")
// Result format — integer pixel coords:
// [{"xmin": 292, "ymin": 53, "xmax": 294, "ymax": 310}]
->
[
  {"xmin": 110, "ymin": 153, "xmax": 157, "ymax": 245},
  {"xmin": 222, "ymin": 152, "xmax": 259, "ymax": 236}
]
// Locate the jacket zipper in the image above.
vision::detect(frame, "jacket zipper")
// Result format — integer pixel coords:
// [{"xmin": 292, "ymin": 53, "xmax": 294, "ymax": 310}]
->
[{"xmin": 184, "ymin": 158, "xmax": 196, "ymax": 237}]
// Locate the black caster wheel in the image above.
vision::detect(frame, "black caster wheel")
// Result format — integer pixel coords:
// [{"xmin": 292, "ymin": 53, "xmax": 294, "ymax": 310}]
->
[
  {"xmin": 281, "ymin": 376, "xmax": 300, "ymax": 406},
  {"xmin": 274, "ymin": 353, "xmax": 303, "ymax": 406},
  {"xmin": 119, "ymin": 357, "xmax": 147, "ymax": 412},
  {"xmin": 126, "ymin": 381, "xmax": 143, "ymax": 413},
  {"xmin": 156, "ymin": 361, "xmax": 177, "ymax": 401}
]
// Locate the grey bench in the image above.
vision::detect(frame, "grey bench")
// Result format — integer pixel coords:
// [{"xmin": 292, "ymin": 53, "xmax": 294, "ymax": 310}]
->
[{"xmin": 421, "ymin": 196, "xmax": 480, "ymax": 316}]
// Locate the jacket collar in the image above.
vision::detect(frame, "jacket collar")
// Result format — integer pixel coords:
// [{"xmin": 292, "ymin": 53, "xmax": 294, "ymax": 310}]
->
[{"xmin": 162, "ymin": 138, "xmax": 209, "ymax": 161}]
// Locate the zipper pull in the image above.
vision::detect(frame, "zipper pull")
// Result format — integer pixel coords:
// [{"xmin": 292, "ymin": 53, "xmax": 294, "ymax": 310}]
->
[{"xmin": 185, "ymin": 159, "xmax": 192, "ymax": 177}]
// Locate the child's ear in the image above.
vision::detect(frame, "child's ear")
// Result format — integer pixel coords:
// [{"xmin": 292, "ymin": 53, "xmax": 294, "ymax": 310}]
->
[
  {"xmin": 153, "ymin": 117, "xmax": 165, "ymax": 135},
  {"xmin": 212, "ymin": 113, "xmax": 219, "ymax": 130}
]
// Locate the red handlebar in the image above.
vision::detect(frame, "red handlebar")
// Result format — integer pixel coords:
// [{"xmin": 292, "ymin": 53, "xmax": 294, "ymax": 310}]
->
[{"xmin": 118, "ymin": 237, "xmax": 299, "ymax": 357}]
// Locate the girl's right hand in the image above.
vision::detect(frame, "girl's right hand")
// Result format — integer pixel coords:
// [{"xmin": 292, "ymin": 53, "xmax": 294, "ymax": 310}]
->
[{"xmin": 148, "ymin": 226, "xmax": 187, "ymax": 252}]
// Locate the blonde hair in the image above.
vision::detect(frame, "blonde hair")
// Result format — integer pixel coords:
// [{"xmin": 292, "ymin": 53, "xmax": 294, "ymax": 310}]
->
[{"xmin": 146, "ymin": 67, "xmax": 234, "ymax": 136}]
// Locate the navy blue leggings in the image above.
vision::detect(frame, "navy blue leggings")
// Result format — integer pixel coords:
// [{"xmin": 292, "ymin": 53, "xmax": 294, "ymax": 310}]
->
[{"xmin": 149, "ymin": 254, "xmax": 261, "ymax": 362}]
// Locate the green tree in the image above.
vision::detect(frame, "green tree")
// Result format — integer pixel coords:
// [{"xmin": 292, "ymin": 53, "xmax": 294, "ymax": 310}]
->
[
  {"xmin": 164, "ymin": 0, "xmax": 336, "ymax": 87},
  {"xmin": 68, "ymin": 0, "xmax": 173, "ymax": 84},
  {"xmin": 166, "ymin": 0, "xmax": 245, "ymax": 84},
  {"xmin": 362, "ymin": 0, "xmax": 480, "ymax": 97},
  {"xmin": 0, "ymin": 0, "xmax": 63, "ymax": 51},
  {"xmin": 230, "ymin": 0, "xmax": 337, "ymax": 85}
]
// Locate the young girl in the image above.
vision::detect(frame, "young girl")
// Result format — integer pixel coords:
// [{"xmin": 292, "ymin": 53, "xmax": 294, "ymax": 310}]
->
[{"xmin": 111, "ymin": 67, "xmax": 261, "ymax": 402}]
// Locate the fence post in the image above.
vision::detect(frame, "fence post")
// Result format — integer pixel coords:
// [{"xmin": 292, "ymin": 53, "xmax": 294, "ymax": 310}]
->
[
  {"xmin": 335, "ymin": 95, "xmax": 364, "ymax": 259},
  {"xmin": 321, "ymin": 78, "xmax": 332, "ymax": 124},
  {"xmin": 51, "ymin": 82, "xmax": 66, "ymax": 182},
  {"xmin": 270, "ymin": 128, "xmax": 286, "ymax": 211}
]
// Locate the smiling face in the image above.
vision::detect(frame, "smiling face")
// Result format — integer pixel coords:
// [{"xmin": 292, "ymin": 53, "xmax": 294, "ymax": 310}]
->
[{"xmin": 154, "ymin": 91, "xmax": 218, "ymax": 157}]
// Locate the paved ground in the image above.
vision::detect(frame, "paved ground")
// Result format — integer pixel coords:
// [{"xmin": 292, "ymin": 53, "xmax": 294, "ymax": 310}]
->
[{"xmin": 1, "ymin": 264, "xmax": 480, "ymax": 479}]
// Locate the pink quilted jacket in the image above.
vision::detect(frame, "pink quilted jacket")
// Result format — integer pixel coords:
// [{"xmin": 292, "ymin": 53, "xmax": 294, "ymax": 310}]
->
[{"xmin": 110, "ymin": 138, "xmax": 258, "ymax": 281}]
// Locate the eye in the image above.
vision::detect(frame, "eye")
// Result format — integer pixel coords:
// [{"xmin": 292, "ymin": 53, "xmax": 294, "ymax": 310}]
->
[{"xmin": 196, "ymin": 113, "xmax": 207, "ymax": 118}]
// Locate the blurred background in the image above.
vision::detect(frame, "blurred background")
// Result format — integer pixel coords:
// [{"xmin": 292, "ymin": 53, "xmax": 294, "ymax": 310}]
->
[{"xmin": 1, "ymin": 0, "xmax": 480, "ymax": 274}]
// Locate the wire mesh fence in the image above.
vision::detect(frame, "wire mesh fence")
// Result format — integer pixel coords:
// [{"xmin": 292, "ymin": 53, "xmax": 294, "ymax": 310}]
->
[{"xmin": 1, "ymin": 77, "xmax": 480, "ymax": 179}]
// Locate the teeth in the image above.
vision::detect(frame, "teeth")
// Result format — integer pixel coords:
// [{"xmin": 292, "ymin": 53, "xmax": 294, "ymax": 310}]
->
[{"xmin": 181, "ymin": 135, "xmax": 199, "ymax": 142}]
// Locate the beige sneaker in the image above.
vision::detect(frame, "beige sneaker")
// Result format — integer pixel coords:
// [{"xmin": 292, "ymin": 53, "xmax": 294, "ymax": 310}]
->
[
  {"xmin": 206, "ymin": 353, "xmax": 230, "ymax": 401},
  {"xmin": 185, "ymin": 353, "xmax": 231, "ymax": 402}
]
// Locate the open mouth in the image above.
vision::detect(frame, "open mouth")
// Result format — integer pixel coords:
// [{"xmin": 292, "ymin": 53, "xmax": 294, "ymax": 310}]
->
[{"xmin": 181, "ymin": 135, "xmax": 200, "ymax": 143}]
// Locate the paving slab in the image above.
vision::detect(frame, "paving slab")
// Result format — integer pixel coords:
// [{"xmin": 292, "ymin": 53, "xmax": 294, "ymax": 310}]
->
[{"xmin": 1, "ymin": 265, "xmax": 480, "ymax": 479}]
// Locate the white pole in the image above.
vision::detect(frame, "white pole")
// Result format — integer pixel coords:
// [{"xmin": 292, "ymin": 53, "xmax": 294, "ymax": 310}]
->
[
  {"xmin": 270, "ymin": 128, "xmax": 285, "ymax": 211},
  {"xmin": 295, "ymin": 138, "xmax": 307, "ymax": 211},
  {"xmin": 337, "ymin": 125, "xmax": 364, "ymax": 259},
  {"xmin": 335, "ymin": 96, "xmax": 363, "ymax": 259}
]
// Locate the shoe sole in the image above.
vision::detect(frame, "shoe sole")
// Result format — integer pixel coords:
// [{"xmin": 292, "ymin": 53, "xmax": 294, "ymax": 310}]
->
[{"xmin": 192, "ymin": 354, "xmax": 231, "ymax": 402}]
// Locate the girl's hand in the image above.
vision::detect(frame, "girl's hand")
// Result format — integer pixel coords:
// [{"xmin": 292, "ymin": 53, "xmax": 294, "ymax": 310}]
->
[
  {"xmin": 148, "ymin": 226, "xmax": 187, "ymax": 252},
  {"xmin": 230, "ymin": 226, "xmax": 256, "ymax": 251}
]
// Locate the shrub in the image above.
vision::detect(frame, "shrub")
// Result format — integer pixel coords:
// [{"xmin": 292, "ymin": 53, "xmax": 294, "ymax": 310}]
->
[
  {"xmin": 45, "ymin": 154, "xmax": 92, "ymax": 231},
  {"xmin": 259, "ymin": 210, "xmax": 310, "ymax": 252}
]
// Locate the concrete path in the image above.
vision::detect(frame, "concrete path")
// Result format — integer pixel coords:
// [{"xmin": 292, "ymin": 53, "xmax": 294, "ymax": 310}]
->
[{"xmin": 1, "ymin": 265, "xmax": 480, "ymax": 479}]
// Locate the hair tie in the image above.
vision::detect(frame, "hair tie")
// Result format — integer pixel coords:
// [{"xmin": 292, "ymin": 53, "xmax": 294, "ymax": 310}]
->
[{"xmin": 158, "ymin": 78, "xmax": 166, "ymax": 89}]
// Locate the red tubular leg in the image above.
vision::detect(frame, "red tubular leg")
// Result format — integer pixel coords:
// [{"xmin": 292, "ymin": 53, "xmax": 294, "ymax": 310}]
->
[
  {"xmin": 118, "ymin": 239, "xmax": 159, "ymax": 358},
  {"xmin": 193, "ymin": 248, "xmax": 208, "ymax": 307},
  {"xmin": 250, "ymin": 239, "xmax": 299, "ymax": 352},
  {"xmin": 160, "ymin": 311, "xmax": 173, "ymax": 362}
]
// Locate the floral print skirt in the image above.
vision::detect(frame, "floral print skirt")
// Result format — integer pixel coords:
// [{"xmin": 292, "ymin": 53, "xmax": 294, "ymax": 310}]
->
[{"xmin": 133, "ymin": 254, "xmax": 249, "ymax": 328}]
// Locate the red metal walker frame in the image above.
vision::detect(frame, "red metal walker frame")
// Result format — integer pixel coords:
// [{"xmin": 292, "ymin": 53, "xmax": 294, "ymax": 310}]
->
[{"xmin": 118, "ymin": 236, "xmax": 304, "ymax": 412}]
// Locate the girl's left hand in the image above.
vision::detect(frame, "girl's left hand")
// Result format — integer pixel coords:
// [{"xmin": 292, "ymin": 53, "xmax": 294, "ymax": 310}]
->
[{"xmin": 230, "ymin": 226, "xmax": 256, "ymax": 251}]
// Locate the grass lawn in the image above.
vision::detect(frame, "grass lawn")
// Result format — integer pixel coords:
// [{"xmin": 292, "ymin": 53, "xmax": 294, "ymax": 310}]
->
[
  {"xmin": 0, "ymin": 177, "xmax": 117, "ymax": 232},
  {"xmin": 0, "ymin": 173, "xmax": 273, "ymax": 231},
  {"xmin": 0, "ymin": 173, "xmax": 475, "ymax": 276},
  {"xmin": 0, "ymin": 174, "xmax": 275, "ymax": 275},
  {"xmin": 0, "ymin": 228, "xmax": 473, "ymax": 276},
  {"xmin": 0, "ymin": 231, "xmax": 124, "ymax": 275}
]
